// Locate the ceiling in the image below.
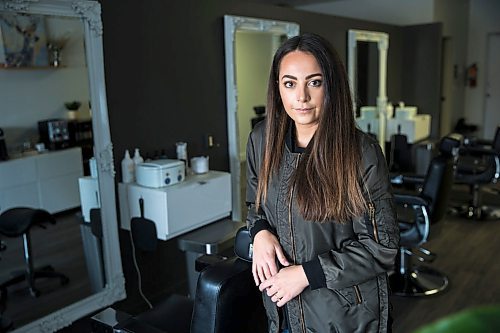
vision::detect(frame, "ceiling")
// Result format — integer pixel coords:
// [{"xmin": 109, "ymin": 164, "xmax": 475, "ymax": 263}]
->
[{"xmin": 241, "ymin": 0, "xmax": 437, "ymax": 26}]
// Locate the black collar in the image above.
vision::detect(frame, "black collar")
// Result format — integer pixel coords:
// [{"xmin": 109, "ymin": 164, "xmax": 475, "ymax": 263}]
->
[{"xmin": 285, "ymin": 121, "xmax": 306, "ymax": 154}]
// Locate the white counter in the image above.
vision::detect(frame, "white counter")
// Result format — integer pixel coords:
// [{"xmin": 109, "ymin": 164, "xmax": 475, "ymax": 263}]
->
[{"xmin": 119, "ymin": 171, "xmax": 232, "ymax": 241}]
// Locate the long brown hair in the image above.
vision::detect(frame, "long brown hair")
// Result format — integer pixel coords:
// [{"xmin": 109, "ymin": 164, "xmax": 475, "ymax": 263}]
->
[{"xmin": 256, "ymin": 33, "xmax": 366, "ymax": 222}]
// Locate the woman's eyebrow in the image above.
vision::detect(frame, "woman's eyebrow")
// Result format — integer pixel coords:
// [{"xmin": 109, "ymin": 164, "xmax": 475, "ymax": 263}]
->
[{"xmin": 281, "ymin": 73, "xmax": 323, "ymax": 80}]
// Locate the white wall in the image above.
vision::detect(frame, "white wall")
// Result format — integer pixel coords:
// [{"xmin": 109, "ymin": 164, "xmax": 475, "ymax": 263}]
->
[
  {"xmin": 0, "ymin": 16, "xmax": 90, "ymax": 152},
  {"xmin": 464, "ymin": 0, "xmax": 500, "ymax": 135},
  {"xmin": 433, "ymin": 0, "xmax": 469, "ymax": 133}
]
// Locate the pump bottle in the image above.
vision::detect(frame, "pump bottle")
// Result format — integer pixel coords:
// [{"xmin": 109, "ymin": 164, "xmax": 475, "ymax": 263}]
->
[
  {"xmin": 121, "ymin": 149, "xmax": 134, "ymax": 183},
  {"xmin": 133, "ymin": 148, "xmax": 144, "ymax": 165}
]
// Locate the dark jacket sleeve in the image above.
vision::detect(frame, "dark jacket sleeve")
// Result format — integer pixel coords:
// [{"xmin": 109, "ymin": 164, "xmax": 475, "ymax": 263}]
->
[
  {"xmin": 245, "ymin": 124, "xmax": 273, "ymax": 240},
  {"xmin": 316, "ymin": 138, "xmax": 399, "ymax": 290}
]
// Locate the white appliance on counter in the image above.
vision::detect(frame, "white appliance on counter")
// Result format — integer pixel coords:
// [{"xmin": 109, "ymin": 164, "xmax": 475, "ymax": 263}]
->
[
  {"xmin": 135, "ymin": 159, "xmax": 185, "ymax": 188},
  {"xmin": 119, "ymin": 170, "xmax": 231, "ymax": 241}
]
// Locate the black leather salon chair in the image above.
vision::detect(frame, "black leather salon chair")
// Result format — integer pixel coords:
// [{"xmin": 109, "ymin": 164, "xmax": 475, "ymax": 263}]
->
[
  {"xmin": 389, "ymin": 131, "xmax": 413, "ymax": 173},
  {"xmin": 452, "ymin": 126, "xmax": 500, "ymax": 220},
  {"xmin": 116, "ymin": 256, "xmax": 267, "ymax": 333},
  {"xmin": 389, "ymin": 134, "xmax": 462, "ymax": 296},
  {"xmin": 0, "ymin": 208, "xmax": 69, "ymax": 299}
]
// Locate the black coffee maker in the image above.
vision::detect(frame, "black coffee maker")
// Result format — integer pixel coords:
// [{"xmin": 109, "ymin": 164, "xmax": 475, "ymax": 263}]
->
[{"xmin": 0, "ymin": 127, "xmax": 8, "ymax": 161}]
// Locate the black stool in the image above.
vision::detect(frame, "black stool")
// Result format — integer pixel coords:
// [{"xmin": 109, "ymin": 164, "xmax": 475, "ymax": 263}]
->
[{"xmin": 0, "ymin": 208, "xmax": 69, "ymax": 298}]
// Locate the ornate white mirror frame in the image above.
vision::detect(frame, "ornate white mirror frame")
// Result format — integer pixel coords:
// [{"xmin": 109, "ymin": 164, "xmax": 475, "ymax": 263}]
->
[
  {"xmin": 224, "ymin": 15, "xmax": 299, "ymax": 221},
  {"xmin": 0, "ymin": 1, "xmax": 126, "ymax": 332},
  {"xmin": 348, "ymin": 29, "xmax": 389, "ymax": 153}
]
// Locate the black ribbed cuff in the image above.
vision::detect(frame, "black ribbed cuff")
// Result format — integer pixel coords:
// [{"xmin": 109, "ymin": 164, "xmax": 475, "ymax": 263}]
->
[
  {"xmin": 249, "ymin": 219, "xmax": 272, "ymax": 241},
  {"xmin": 302, "ymin": 257, "xmax": 326, "ymax": 290}
]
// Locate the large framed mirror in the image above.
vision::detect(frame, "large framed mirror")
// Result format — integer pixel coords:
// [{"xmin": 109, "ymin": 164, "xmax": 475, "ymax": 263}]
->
[
  {"xmin": 224, "ymin": 15, "xmax": 299, "ymax": 222},
  {"xmin": 348, "ymin": 29, "xmax": 389, "ymax": 153},
  {"xmin": 0, "ymin": 1, "xmax": 125, "ymax": 332}
]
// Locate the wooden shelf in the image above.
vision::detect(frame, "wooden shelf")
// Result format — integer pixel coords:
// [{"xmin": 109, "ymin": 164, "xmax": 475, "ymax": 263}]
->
[{"xmin": 0, "ymin": 64, "xmax": 66, "ymax": 70}]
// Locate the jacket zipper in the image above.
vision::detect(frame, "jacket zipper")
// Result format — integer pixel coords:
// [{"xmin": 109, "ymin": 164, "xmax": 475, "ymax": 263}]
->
[
  {"xmin": 287, "ymin": 154, "xmax": 306, "ymax": 333},
  {"xmin": 368, "ymin": 201, "xmax": 379, "ymax": 243},
  {"xmin": 353, "ymin": 285, "xmax": 362, "ymax": 304}
]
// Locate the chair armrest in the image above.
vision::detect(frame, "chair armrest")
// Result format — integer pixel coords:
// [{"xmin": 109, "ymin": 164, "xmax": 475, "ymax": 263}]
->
[
  {"xmin": 460, "ymin": 146, "xmax": 497, "ymax": 156},
  {"xmin": 394, "ymin": 193, "xmax": 430, "ymax": 207},
  {"xmin": 391, "ymin": 173, "xmax": 425, "ymax": 185}
]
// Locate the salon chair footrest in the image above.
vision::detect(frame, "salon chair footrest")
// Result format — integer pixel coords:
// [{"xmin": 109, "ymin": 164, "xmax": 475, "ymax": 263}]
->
[
  {"xmin": 134, "ymin": 294, "xmax": 194, "ymax": 333},
  {"xmin": 1, "ymin": 315, "xmax": 13, "ymax": 332},
  {"xmin": 389, "ymin": 265, "xmax": 448, "ymax": 297}
]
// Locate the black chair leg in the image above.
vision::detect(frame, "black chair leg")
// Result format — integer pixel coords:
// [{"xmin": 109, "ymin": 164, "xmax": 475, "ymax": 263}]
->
[{"xmin": 0, "ymin": 265, "xmax": 69, "ymax": 298}]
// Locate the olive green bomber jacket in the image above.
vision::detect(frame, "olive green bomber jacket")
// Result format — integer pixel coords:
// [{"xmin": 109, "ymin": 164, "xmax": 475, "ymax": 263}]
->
[{"xmin": 245, "ymin": 121, "xmax": 399, "ymax": 333}]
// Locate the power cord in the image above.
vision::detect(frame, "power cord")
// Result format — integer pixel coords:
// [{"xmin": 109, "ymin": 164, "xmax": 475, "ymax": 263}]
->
[{"xmin": 129, "ymin": 230, "xmax": 153, "ymax": 309}]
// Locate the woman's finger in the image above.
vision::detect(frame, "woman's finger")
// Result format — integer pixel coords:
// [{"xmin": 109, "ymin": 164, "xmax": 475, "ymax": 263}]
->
[
  {"xmin": 257, "ymin": 266, "xmax": 266, "ymax": 285},
  {"xmin": 263, "ymin": 262, "xmax": 273, "ymax": 280},
  {"xmin": 252, "ymin": 262, "xmax": 259, "ymax": 286},
  {"xmin": 275, "ymin": 246, "xmax": 290, "ymax": 267}
]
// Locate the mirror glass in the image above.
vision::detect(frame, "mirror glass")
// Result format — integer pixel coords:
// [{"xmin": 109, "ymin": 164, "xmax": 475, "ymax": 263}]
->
[
  {"xmin": 348, "ymin": 29, "xmax": 389, "ymax": 151},
  {"xmin": 354, "ymin": 41, "xmax": 380, "ymax": 117},
  {"xmin": 224, "ymin": 15, "xmax": 299, "ymax": 221},
  {"xmin": 0, "ymin": 1, "xmax": 125, "ymax": 332}
]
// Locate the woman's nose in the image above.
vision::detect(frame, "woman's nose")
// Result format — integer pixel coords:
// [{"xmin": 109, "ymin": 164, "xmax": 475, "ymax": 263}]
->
[{"xmin": 296, "ymin": 86, "xmax": 309, "ymax": 102}]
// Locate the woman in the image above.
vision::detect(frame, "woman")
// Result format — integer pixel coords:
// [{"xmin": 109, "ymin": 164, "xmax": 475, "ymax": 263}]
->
[{"xmin": 246, "ymin": 33, "xmax": 399, "ymax": 333}]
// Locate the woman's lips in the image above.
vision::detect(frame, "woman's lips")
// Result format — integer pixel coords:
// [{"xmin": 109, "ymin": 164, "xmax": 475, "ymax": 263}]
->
[{"xmin": 294, "ymin": 107, "xmax": 314, "ymax": 113}]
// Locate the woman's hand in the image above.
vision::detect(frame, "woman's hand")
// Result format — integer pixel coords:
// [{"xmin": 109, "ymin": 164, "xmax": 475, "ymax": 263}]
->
[
  {"xmin": 259, "ymin": 265, "xmax": 309, "ymax": 307},
  {"xmin": 252, "ymin": 230, "xmax": 289, "ymax": 286}
]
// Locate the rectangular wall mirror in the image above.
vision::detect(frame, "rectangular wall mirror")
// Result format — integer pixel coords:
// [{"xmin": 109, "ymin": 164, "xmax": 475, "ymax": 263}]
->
[
  {"xmin": 224, "ymin": 15, "xmax": 299, "ymax": 221},
  {"xmin": 348, "ymin": 29, "xmax": 389, "ymax": 152},
  {"xmin": 0, "ymin": 1, "xmax": 125, "ymax": 332}
]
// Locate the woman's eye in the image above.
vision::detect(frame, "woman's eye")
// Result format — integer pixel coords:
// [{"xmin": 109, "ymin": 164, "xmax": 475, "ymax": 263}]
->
[
  {"xmin": 283, "ymin": 81, "xmax": 295, "ymax": 88},
  {"xmin": 309, "ymin": 79, "xmax": 322, "ymax": 87}
]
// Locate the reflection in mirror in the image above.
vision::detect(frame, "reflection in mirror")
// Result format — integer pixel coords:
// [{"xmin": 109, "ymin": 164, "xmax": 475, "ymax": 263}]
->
[
  {"xmin": 355, "ymin": 41, "xmax": 379, "ymax": 117},
  {"xmin": 0, "ymin": 1, "xmax": 124, "ymax": 332},
  {"xmin": 224, "ymin": 15, "xmax": 299, "ymax": 221},
  {"xmin": 348, "ymin": 29, "xmax": 389, "ymax": 153}
]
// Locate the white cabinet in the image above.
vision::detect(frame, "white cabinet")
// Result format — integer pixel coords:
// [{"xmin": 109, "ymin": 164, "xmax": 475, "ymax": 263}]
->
[
  {"xmin": 119, "ymin": 171, "xmax": 231, "ymax": 241},
  {"xmin": 37, "ymin": 148, "xmax": 83, "ymax": 213},
  {"xmin": 0, "ymin": 157, "xmax": 39, "ymax": 212},
  {"xmin": 0, "ymin": 147, "xmax": 83, "ymax": 214}
]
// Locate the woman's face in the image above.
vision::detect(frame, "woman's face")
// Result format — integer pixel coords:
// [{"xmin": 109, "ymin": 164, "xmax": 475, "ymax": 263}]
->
[{"xmin": 278, "ymin": 50, "xmax": 324, "ymax": 132}]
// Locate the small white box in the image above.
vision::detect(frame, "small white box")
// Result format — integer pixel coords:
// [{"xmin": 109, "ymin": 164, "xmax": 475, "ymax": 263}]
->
[{"xmin": 135, "ymin": 159, "xmax": 185, "ymax": 188}]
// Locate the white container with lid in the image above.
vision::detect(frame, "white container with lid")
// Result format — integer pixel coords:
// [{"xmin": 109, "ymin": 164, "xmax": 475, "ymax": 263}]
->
[{"xmin": 135, "ymin": 159, "xmax": 185, "ymax": 188}]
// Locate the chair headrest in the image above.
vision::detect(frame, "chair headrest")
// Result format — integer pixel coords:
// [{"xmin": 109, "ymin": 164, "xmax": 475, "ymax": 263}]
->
[{"xmin": 439, "ymin": 133, "xmax": 463, "ymax": 157}]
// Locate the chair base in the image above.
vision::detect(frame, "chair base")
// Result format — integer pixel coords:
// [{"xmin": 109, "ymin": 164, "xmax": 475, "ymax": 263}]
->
[
  {"xmin": 449, "ymin": 204, "xmax": 500, "ymax": 221},
  {"xmin": 389, "ymin": 265, "xmax": 449, "ymax": 297},
  {"xmin": 0, "ymin": 265, "xmax": 69, "ymax": 298}
]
